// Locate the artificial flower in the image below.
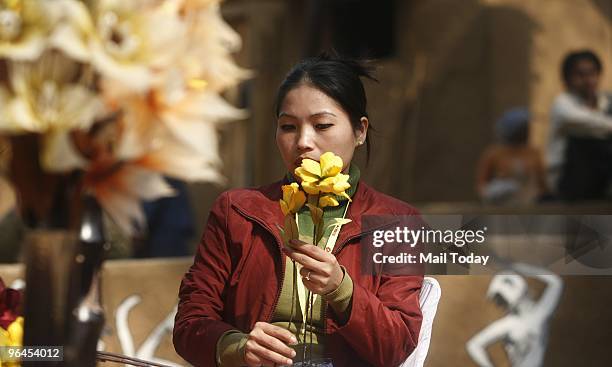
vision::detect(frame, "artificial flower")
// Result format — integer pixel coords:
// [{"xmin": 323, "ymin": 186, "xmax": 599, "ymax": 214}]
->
[
  {"xmin": 178, "ymin": 0, "xmax": 251, "ymax": 92},
  {"xmin": 0, "ymin": 52, "xmax": 105, "ymax": 135},
  {"xmin": 85, "ymin": 163, "xmax": 175, "ymax": 235},
  {"xmin": 318, "ymin": 194, "xmax": 339, "ymax": 208},
  {"xmin": 0, "ymin": 316, "xmax": 22, "ymax": 346},
  {"xmin": 48, "ymin": 0, "xmax": 97, "ymax": 62},
  {"xmin": 279, "ymin": 183, "xmax": 306, "ymax": 216},
  {"xmin": 318, "ymin": 173, "xmax": 351, "ymax": 199},
  {"xmin": 88, "ymin": 0, "xmax": 188, "ymax": 92},
  {"xmin": 0, "ymin": 0, "xmax": 248, "ymax": 235},
  {"xmin": 152, "ymin": 78, "xmax": 247, "ymax": 158},
  {"xmin": 100, "ymin": 78, "xmax": 245, "ymax": 182},
  {"xmin": 294, "ymin": 152, "xmax": 351, "ymax": 200},
  {"xmin": 0, "ymin": 316, "xmax": 23, "ymax": 366},
  {"xmin": 319, "ymin": 151, "xmax": 342, "ymax": 177},
  {"xmin": 277, "ymin": 183, "xmax": 302, "ymax": 246},
  {"xmin": 0, "ymin": 0, "xmax": 57, "ymax": 60}
]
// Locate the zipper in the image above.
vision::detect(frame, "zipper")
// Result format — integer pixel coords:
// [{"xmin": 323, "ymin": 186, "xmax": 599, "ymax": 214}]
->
[
  {"xmin": 324, "ymin": 218, "xmax": 401, "ymax": 333},
  {"xmin": 231, "ymin": 204, "xmax": 286, "ymax": 323},
  {"xmin": 233, "ymin": 203, "xmax": 404, "ymax": 333}
]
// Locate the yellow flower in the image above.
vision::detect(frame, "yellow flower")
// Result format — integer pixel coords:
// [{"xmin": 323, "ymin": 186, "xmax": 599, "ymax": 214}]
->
[
  {"xmin": 319, "ymin": 152, "xmax": 342, "ymax": 177},
  {"xmin": 318, "ymin": 195, "xmax": 339, "ymax": 208},
  {"xmin": 0, "ymin": 316, "xmax": 23, "ymax": 347},
  {"xmin": 293, "ymin": 152, "xmax": 351, "ymax": 200},
  {"xmin": 0, "ymin": 317, "xmax": 22, "ymax": 366},
  {"xmin": 279, "ymin": 182, "xmax": 305, "ymax": 216},
  {"xmin": 294, "ymin": 159, "xmax": 321, "ymax": 182},
  {"xmin": 317, "ymin": 173, "xmax": 351, "ymax": 200},
  {"xmin": 7, "ymin": 317, "xmax": 23, "ymax": 346}
]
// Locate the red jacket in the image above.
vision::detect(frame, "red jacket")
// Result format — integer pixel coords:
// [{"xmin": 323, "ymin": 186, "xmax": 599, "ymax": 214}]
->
[{"xmin": 173, "ymin": 180, "xmax": 423, "ymax": 367}]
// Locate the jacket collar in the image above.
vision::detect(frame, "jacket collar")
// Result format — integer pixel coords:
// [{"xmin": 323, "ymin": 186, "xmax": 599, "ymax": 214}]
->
[{"xmin": 230, "ymin": 179, "xmax": 403, "ymax": 251}]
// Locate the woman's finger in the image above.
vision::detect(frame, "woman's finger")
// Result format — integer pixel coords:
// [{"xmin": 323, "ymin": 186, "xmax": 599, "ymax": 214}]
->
[
  {"xmin": 300, "ymin": 267, "xmax": 326, "ymax": 285},
  {"xmin": 245, "ymin": 340, "xmax": 294, "ymax": 366},
  {"xmin": 289, "ymin": 241, "xmax": 331, "ymax": 262},
  {"xmin": 243, "ymin": 349, "xmax": 279, "ymax": 367},
  {"xmin": 299, "ymin": 263, "xmax": 344, "ymax": 295},
  {"xmin": 251, "ymin": 330, "xmax": 296, "ymax": 359},
  {"xmin": 288, "ymin": 239, "xmax": 309, "ymax": 247},
  {"xmin": 286, "ymin": 250, "xmax": 325, "ymax": 270},
  {"xmin": 259, "ymin": 322, "xmax": 298, "ymax": 345}
]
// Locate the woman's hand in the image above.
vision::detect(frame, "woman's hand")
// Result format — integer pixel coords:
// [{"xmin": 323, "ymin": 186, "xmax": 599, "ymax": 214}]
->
[
  {"xmin": 244, "ymin": 322, "xmax": 297, "ymax": 366},
  {"xmin": 284, "ymin": 239, "xmax": 344, "ymax": 295}
]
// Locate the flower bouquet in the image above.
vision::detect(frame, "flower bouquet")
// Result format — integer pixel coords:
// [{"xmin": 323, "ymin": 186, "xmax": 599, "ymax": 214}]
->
[
  {"xmin": 278, "ymin": 152, "xmax": 352, "ymax": 248},
  {"xmin": 277, "ymin": 152, "xmax": 351, "ymax": 365}
]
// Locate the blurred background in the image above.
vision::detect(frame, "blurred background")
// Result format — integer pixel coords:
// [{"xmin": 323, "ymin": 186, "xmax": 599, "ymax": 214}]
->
[
  {"xmin": 0, "ymin": 0, "xmax": 611, "ymax": 366},
  {"xmin": 204, "ymin": 0, "xmax": 612, "ymax": 228}
]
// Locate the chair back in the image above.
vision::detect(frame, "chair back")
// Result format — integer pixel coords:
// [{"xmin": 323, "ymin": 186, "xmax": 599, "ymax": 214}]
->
[{"xmin": 400, "ymin": 276, "xmax": 441, "ymax": 367}]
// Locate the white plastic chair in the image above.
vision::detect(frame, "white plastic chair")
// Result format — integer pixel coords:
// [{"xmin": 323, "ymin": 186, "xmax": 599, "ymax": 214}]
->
[{"xmin": 400, "ymin": 277, "xmax": 441, "ymax": 367}]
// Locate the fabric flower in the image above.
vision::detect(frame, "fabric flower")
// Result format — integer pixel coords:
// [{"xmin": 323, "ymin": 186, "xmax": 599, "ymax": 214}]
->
[
  {"xmin": 318, "ymin": 194, "xmax": 339, "ymax": 208},
  {"xmin": 319, "ymin": 152, "xmax": 342, "ymax": 177},
  {"xmin": 178, "ymin": 0, "xmax": 251, "ymax": 92},
  {"xmin": 279, "ymin": 183, "xmax": 305, "ymax": 216},
  {"xmin": 294, "ymin": 152, "xmax": 351, "ymax": 200},
  {"xmin": 88, "ymin": 0, "xmax": 188, "ymax": 92},
  {"xmin": 84, "ymin": 162, "xmax": 175, "ymax": 235},
  {"xmin": 0, "ymin": 0, "xmax": 57, "ymax": 60},
  {"xmin": 0, "ymin": 316, "xmax": 23, "ymax": 346},
  {"xmin": 0, "ymin": 0, "xmax": 248, "ymax": 236},
  {"xmin": 318, "ymin": 173, "xmax": 351, "ymax": 197},
  {"xmin": 0, "ymin": 52, "xmax": 105, "ymax": 135}
]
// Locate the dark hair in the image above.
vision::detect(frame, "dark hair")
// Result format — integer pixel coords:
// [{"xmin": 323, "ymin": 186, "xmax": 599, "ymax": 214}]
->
[
  {"xmin": 274, "ymin": 52, "xmax": 377, "ymax": 162},
  {"xmin": 561, "ymin": 49, "xmax": 602, "ymax": 84}
]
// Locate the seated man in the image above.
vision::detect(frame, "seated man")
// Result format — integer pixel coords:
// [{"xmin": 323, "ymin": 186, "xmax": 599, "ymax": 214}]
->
[
  {"xmin": 547, "ymin": 50, "xmax": 612, "ymax": 201},
  {"xmin": 477, "ymin": 108, "xmax": 548, "ymax": 205}
]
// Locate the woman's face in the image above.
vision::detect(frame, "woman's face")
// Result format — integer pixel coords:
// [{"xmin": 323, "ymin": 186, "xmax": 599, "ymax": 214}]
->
[{"xmin": 275, "ymin": 84, "xmax": 368, "ymax": 174}]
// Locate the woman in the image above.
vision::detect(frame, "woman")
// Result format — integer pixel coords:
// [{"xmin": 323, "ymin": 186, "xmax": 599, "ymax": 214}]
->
[{"xmin": 173, "ymin": 54, "xmax": 423, "ymax": 367}]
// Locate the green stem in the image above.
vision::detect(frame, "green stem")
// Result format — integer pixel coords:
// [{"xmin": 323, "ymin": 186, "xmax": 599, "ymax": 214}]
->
[
  {"xmin": 313, "ymin": 193, "xmax": 320, "ymax": 245},
  {"xmin": 288, "ymin": 260, "xmax": 298, "ymax": 341}
]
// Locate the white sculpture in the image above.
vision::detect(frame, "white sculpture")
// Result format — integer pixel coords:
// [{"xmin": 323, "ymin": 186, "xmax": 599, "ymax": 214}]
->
[
  {"xmin": 113, "ymin": 295, "xmax": 183, "ymax": 367},
  {"xmin": 466, "ymin": 263, "xmax": 563, "ymax": 367}
]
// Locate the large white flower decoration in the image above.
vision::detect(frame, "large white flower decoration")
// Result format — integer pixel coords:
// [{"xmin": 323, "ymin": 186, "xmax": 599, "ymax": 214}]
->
[{"xmin": 0, "ymin": 0, "xmax": 249, "ymax": 234}]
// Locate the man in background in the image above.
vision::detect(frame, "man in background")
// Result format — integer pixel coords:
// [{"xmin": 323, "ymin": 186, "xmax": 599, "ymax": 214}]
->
[
  {"xmin": 477, "ymin": 108, "xmax": 548, "ymax": 205},
  {"xmin": 547, "ymin": 50, "xmax": 612, "ymax": 201}
]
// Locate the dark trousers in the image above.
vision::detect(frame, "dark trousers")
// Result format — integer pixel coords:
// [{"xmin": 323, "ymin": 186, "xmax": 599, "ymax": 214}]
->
[{"xmin": 558, "ymin": 136, "xmax": 612, "ymax": 201}]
